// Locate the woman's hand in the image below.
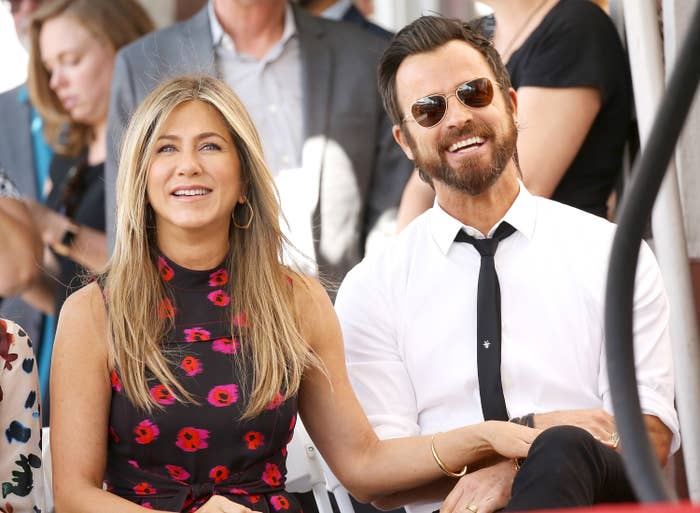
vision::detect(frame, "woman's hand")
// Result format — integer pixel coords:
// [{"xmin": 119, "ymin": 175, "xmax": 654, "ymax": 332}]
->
[
  {"xmin": 23, "ymin": 198, "xmax": 73, "ymax": 247},
  {"xmin": 481, "ymin": 421, "xmax": 541, "ymax": 459},
  {"xmin": 197, "ymin": 496, "xmax": 262, "ymax": 513}
]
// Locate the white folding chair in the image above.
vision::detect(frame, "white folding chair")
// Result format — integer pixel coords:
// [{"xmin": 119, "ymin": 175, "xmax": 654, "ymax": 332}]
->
[
  {"xmin": 285, "ymin": 420, "xmax": 335, "ymax": 513},
  {"xmin": 42, "ymin": 426, "xmax": 54, "ymax": 513}
]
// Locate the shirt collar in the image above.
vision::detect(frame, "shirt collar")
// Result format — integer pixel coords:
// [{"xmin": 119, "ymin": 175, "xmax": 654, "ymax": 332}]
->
[
  {"xmin": 208, "ymin": 1, "xmax": 297, "ymax": 58},
  {"xmin": 321, "ymin": 0, "xmax": 352, "ymax": 20},
  {"xmin": 429, "ymin": 180, "xmax": 537, "ymax": 255}
]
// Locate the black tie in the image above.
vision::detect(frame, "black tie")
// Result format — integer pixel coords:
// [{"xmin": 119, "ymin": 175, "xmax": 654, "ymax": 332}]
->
[{"xmin": 455, "ymin": 222, "xmax": 516, "ymax": 421}]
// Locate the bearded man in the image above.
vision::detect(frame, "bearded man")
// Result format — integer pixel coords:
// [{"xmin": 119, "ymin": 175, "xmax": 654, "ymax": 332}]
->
[{"xmin": 334, "ymin": 15, "xmax": 679, "ymax": 513}]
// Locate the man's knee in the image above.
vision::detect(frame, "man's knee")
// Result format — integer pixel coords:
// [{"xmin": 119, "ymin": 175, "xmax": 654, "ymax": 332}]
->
[{"xmin": 530, "ymin": 425, "xmax": 598, "ymax": 456}]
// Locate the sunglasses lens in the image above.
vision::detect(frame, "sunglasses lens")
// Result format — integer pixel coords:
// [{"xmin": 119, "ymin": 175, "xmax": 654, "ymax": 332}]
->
[
  {"xmin": 457, "ymin": 78, "xmax": 494, "ymax": 108},
  {"xmin": 411, "ymin": 95, "xmax": 447, "ymax": 128}
]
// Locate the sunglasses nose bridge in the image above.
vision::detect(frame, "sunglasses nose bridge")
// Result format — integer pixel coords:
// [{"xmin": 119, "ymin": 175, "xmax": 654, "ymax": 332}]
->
[{"xmin": 443, "ymin": 92, "xmax": 476, "ymax": 127}]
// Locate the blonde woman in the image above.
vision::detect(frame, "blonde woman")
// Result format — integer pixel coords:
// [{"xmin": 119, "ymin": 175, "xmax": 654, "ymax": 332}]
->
[{"xmin": 50, "ymin": 76, "xmax": 538, "ymax": 513}]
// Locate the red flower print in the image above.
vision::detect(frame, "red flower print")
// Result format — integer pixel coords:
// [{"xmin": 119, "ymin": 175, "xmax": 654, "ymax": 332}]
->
[
  {"xmin": 133, "ymin": 482, "xmax": 156, "ymax": 495},
  {"xmin": 142, "ymin": 503, "xmax": 153, "ymax": 509},
  {"xmin": 180, "ymin": 356, "xmax": 203, "ymax": 376},
  {"xmin": 208, "ymin": 289, "xmax": 231, "ymax": 307},
  {"xmin": 281, "ymin": 447, "xmax": 287, "ymax": 457},
  {"xmin": 266, "ymin": 392, "xmax": 284, "ymax": 410},
  {"xmin": 271, "ymin": 495, "xmax": 291, "ymax": 511},
  {"xmin": 209, "ymin": 465, "xmax": 230, "ymax": 484},
  {"xmin": 176, "ymin": 427, "xmax": 210, "ymax": 452},
  {"xmin": 262, "ymin": 463, "xmax": 283, "ymax": 487},
  {"xmin": 289, "ymin": 414, "xmax": 297, "ymax": 432},
  {"xmin": 109, "ymin": 426, "xmax": 120, "ymax": 443},
  {"xmin": 166, "ymin": 464, "xmax": 191, "ymax": 482},
  {"xmin": 184, "ymin": 327, "xmax": 211, "ymax": 342},
  {"xmin": 212, "ymin": 337, "xmax": 239, "ymax": 355},
  {"xmin": 157, "ymin": 257, "xmax": 174, "ymax": 281},
  {"xmin": 207, "ymin": 384, "xmax": 239, "ymax": 407},
  {"xmin": 149, "ymin": 384, "xmax": 175, "ymax": 405},
  {"xmin": 249, "ymin": 495, "xmax": 261, "ymax": 504},
  {"xmin": 243, "ymin": 431, "xmax": 264, "ymax": 450},
  {"xmin": 157, "ymin": 298, "xmax": 176, "ymax": 320},
  {"xmin": 134, "ymin": 420, "xmax": 160, "ymax": 444},
  {"xmin": 110, "ymin": 370, "xmax": 122, "ymax": 392},
  {"xmin": 209, "ymin": 269, "xmax": 228, "ymax": 287},
  {"xmin": 233, "ymin": 311, "xmax": 247, "ymax": 327}
]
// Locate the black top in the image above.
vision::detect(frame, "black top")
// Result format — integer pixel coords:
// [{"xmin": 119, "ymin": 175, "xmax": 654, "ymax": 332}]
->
[
  {"xmin": 105, "ymin": 254, "xmax": 301, "ymax": 513},
  {"xmin": 482, "ymin": 0, "xmax": 632, "ymax": 217},
  {"xmin": 45, "ymin": 154, "xmax": 105, "ymax": 316}
]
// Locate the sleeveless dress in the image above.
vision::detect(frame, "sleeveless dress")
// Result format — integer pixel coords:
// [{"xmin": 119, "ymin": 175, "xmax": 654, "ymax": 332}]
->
[{"xmin": 105, "ymin": 254, "xmax": 302, "ymax": 513}]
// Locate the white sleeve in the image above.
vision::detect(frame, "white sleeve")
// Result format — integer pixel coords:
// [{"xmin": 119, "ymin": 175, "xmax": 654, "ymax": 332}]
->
[
  {"xmin": 335, "ymin": 259, "xmax": 420, "ymax": 440},
  {"xmin": 600, "ymin": 241, "xmax": 680, "ymax": 453}
]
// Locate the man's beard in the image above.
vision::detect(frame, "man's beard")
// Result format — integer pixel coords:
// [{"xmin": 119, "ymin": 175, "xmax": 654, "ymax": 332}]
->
[{"xmin": 407, "ymin": 117, "xmax": 517, "ymax": 196}]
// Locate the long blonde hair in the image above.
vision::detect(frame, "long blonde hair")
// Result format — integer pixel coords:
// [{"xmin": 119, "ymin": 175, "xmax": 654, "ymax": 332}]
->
[
  {"xmin": 28, "ymin": 0, "xmax": 154, "ymax": 156},
  {"xmin": 105, "ymin": 76, "xmax": 322, "ymax": 418}
]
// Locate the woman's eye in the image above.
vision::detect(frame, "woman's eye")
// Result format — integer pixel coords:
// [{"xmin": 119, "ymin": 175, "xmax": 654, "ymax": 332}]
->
[
  {"xmin": 201, "ymin": 142, "xmax": 221, "ymax": 151},
  {"xmin": 156, "ymin": 144, "xmax": 176, "ymax": 153}
]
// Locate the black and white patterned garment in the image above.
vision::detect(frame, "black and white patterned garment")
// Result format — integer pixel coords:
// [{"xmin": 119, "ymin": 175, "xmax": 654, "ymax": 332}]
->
[{"xmin": 0, "ymin": 169, "xmax": 20, "ymax": 199}]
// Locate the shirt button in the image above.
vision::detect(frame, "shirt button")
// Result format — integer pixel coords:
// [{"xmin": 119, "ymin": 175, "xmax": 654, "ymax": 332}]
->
[
  {"xmin": 281, "ymin": 155, "xmax": 290, "ymax": 165},
  {"xmin": 269, "ymin": 104, "xmax": 278, "ymax": 113}
]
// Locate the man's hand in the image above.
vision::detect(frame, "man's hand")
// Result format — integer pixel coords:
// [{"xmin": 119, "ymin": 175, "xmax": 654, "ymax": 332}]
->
[
  {"xmin": 534, "ymin": 409, "xmax": 618, "ymax": 447},
  {"xmin": 439, "ymin": 459, "xmax": 516, "ymax": 513}
]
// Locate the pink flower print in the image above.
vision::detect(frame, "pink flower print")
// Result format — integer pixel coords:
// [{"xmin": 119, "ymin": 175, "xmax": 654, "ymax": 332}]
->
[
  {"xmin": 209, "ymin": 269, "xmax": 228, "ymax": 287},
  {"xmin": 281, "ymin": 446, "xmax": 287, "ymax": 457},
  {"xmin": 262, "ymin": 463, "xmax": 283, "ymax": 487},
  {"xmin": 243, "ymin": 431, "xmax": 264, "ymax": 450},
  {"xmin": 208, "ymin": 289, "xmax": 230, "ymax": 307},
  {"xmin": 266, "ymin": 392, "xmax": 284, "ymax": 410},
  {"xmin": 142, "ymin": 503, "xmax": 153, "ymax": 509},
  {"xmin": 157, "ymin": 298, "xmax": 175, "ymax": 320},
  {"xmin": 207, "ymin": 384, "xmax": 239, "ymax": 407},
  {"xmin": 149, "ymin": 384, "xmax": 175, "ymax": 405},
  {"xmin": 184, "ymin": 327, "xmax": 211, "ymax": 342},
  {"xmin": 180, "ymin": 356, "xmax": 203, "ymax": 376},
  {"xmin": 166, "ymin": 464, "xmax": 191, "ymax": 482},
  {"xmin": 176, "ymin": 427, "xmax": 210, "ymax": 452},
  {"xmin": 157, "ymin": 256, "xmax": 174, "ymax": 281},
  {"xmin": 110, "ymin": 370, "xmax": 122, "ymax": 392},
  {"xmin": 134, "ymin": 420, "xmax": 160, "ymax": 444},
  {"xmin": 233, "ymin": 311, "xmax": 247, "ymax": 327},
  {"xmin": 229, "ymin": 488, "xmax": 248, "ymax": 496},
  {"xmin": 128, "ymin": 460, "xmax": 139, "ymax": 468},
  {"xmin": 271, "ymin": 495, "xmax": 291, "ymax": 511},
  {"xmin": 134, "ymin": 482, "xmax": 156, "ymax": 495},
  {"xmin": 212, "ymin": 337, "xmax": 239, "ymax": 355},
  {"xmin": 209, "ymin": 465, "xmax": 230, "ymax": 484}
]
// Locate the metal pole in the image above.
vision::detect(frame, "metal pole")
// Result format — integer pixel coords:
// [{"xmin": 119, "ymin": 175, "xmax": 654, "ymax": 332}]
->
[{"xmin": 623, "ymin": 0, "xmax": 700, "ymax": 500}]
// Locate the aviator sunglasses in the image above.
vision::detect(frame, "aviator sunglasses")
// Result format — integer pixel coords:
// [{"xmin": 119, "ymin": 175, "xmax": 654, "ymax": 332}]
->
[{"xmin": 403, "ymin": 77, "xmax": 496, "ymax": 128}]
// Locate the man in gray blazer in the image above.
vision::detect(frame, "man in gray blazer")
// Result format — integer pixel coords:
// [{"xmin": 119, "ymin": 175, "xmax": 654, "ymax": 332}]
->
[{"xmin": 106, "ymin": 0, "xmax": 412, "ymax": 287}]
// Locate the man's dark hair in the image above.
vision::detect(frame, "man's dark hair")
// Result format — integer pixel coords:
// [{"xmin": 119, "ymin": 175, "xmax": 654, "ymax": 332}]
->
[{"xmin": 378, "ymin": 15, "xmax": 513, "ymax": 126}]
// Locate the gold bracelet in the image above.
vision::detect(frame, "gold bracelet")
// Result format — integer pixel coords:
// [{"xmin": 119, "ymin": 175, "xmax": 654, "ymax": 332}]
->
[{"xmin": 430, "ymin": 433, "xmax": 467, "ymax": 478}]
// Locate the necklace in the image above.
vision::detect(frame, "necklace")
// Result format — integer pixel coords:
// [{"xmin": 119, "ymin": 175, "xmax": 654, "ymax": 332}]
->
[{"xmin": 499, "ymin": 0, "xmax": 550, "ymax": 60}]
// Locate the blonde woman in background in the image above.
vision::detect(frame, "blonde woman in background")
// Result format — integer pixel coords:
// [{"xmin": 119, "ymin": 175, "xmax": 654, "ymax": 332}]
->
[{"xmin": 50, "ymin": 75, "xmax": 539, "ymax": 513}]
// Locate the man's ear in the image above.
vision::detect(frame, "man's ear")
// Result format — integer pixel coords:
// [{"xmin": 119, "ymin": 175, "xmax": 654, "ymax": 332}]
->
[
  {"xmin": 508, "ymin": 87, "xmax": 518, "ymax": 122},
  {"xmin": 392, "ymin": 124, "xmax": 415, "ymax": 161}
]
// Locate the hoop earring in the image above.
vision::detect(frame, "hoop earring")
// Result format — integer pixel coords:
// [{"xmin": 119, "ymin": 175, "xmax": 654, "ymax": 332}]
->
[{"xmin": 232, "ymin": 198, "xmax": 254, "ymax": 229}]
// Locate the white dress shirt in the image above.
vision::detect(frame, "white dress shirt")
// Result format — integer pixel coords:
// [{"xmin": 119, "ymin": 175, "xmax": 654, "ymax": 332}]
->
[{"xmin": 335, "ymin": 185, "xmax": 679, "ymax": 513}]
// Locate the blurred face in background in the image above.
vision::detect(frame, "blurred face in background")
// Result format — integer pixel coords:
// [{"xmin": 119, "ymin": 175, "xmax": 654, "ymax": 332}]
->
[
  {"xmin": 39, "ymin": 14, "xmax": 115, "ymax": 128},
  {"xmin": 5, "ymin": 0, "xmax": 44, "ymax": 48}
]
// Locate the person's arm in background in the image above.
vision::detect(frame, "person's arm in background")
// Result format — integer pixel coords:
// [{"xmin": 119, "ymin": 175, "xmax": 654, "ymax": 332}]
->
[
  {"xmin": 0, "ymin": 198, "xmax": 41, "ymax": 296},
  {"xmin": 0, "ymin": 319, "xmax": 45, "ymax": 513},
  {"xmin": 515, "ymin": 86, "xmax": 600, "ymax": 197},
  {"xmin": 105, "ymin": 50, "xmax": 139, "ymax": 251}
]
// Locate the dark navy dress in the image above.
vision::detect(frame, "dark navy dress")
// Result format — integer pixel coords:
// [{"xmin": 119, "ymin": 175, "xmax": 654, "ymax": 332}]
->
[{"xmin": 105, "ymin": 254, "xmax": 302, "ymax": 513}]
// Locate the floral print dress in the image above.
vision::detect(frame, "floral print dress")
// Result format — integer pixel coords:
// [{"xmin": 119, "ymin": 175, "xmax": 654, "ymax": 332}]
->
[
  {"xmin": 105, "ymin": 255, "xmax": 301, "ymax": 513},
  {"xmin": 0, "ymin": 319, "xmax": 45, "ymax": 513}
]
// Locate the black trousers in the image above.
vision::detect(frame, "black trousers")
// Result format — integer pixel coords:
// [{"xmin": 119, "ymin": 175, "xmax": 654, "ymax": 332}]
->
[{"xmin": 504, "ymin": 425, "xmax": 635, "ymax": 511}]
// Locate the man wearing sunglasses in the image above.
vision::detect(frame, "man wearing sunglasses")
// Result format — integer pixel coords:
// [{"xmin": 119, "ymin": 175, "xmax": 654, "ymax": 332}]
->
[{"xmin": 335, "ymin": 15, "xmax": 678, "ymax": 513}]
